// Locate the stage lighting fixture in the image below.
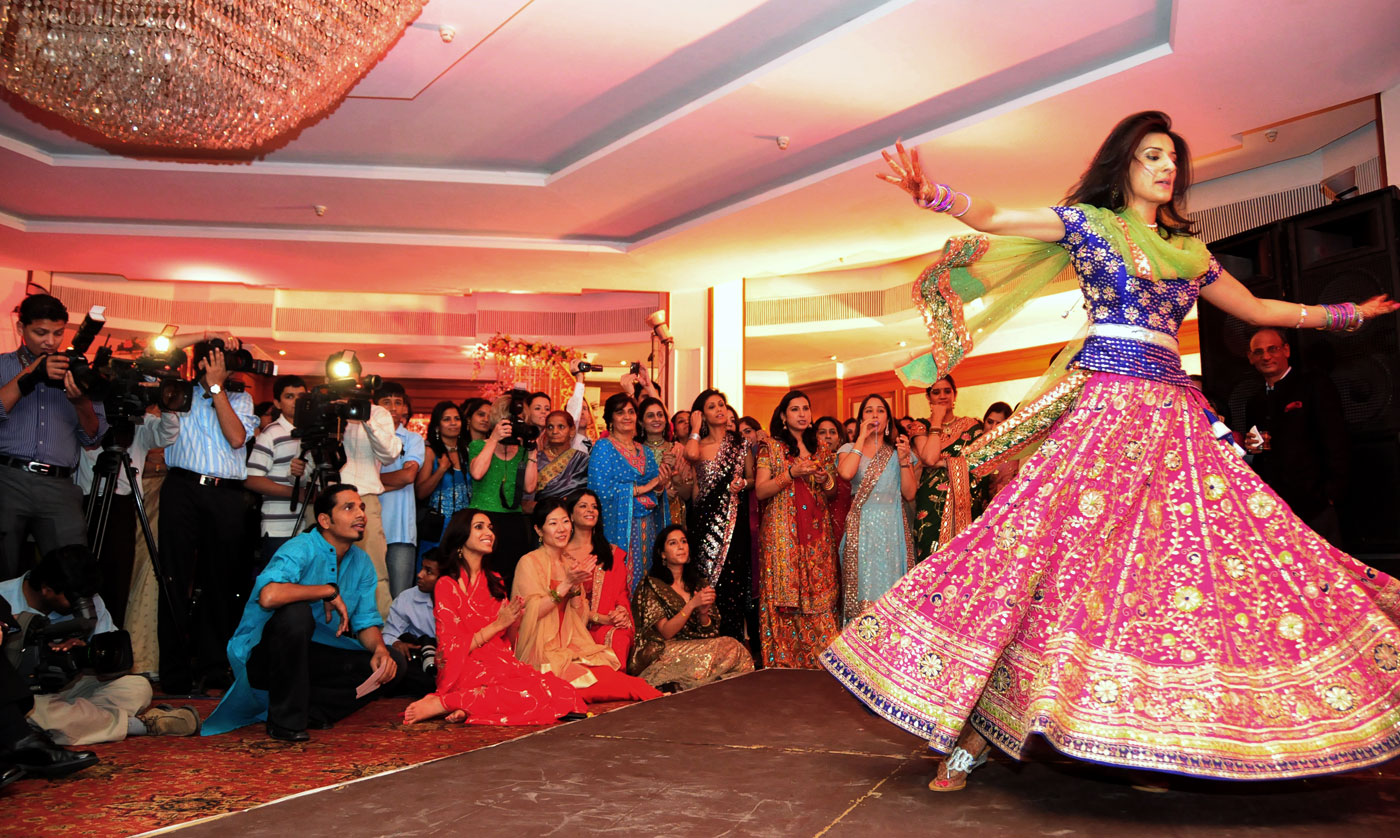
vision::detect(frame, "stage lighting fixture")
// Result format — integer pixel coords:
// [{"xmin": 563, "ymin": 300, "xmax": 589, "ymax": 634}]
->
[
  {"xmin": 326, "ymin": 350, "xmax": 361, "ymax": 381},
  {"xmin": 147, "ymin": 325, "xmax": 179, "ymax": 356},
  {"xmin": 646, "ymin": 310, "xmax": 673, "ymax": 344}
]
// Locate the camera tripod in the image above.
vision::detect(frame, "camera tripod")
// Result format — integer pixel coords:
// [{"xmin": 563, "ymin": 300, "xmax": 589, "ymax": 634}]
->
[
  {"xmin": 83, "ymin": 420, "xmax": 186, "ymax": 639},
  {"xmin": 287, "ymin": 432, "xmax": 348, "ymax": 535}
]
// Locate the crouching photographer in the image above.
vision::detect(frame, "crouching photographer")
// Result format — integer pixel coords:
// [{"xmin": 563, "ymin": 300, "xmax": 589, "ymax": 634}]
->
[
  {"xmin": 382, "ymin": 549, "xmax": 442, "ymax": 697},
  {"xmin": 1, "ymin": 545, "xmax": 199, "ymax": 750}
]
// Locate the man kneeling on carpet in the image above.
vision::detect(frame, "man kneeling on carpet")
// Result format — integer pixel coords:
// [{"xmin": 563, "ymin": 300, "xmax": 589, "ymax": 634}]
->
[
  {"xmin": 204, "ymin": 484, "xmax": 407, "ymax": 741},
  {"xmin": 0, "ymin": 546, "xmax": 199, "ymax": 754}
]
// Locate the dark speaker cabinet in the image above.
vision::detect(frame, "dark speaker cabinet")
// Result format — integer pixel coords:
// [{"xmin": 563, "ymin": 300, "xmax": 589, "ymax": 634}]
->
[{"xmin": 1198, "ymin": 186, "xmax": 1400, "ymax": 562}]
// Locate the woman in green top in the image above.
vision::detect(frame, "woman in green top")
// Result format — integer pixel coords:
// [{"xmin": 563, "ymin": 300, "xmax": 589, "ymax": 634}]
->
[{"xmin": 465, "ymin": 394, "xmax": 540, "ymax": 591}]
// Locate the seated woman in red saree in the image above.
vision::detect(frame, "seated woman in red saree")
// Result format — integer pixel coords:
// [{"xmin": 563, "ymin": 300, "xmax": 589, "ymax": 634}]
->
[
  {"xmin": 565, "ymin": 490, "xmax": 635, "ymax": 664},
  {"xmin": 513, "ymin": 499, "xmax": 662, "ymax": 703},
  {"xmin": 403, "ymin": 511, "xmax": 584, "ymax": 725}
]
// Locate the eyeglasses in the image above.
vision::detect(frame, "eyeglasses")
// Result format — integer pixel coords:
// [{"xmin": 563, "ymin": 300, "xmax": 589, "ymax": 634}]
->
[{"xmin": 1248, "ymin": 346, "xmax": 1286, "ymax": 358}]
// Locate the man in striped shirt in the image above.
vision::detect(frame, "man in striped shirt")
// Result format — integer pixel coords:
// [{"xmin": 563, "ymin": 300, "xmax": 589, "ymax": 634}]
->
[{"xmin": 246, "ymin": 375, "xmax": 309, "ymax": 571}]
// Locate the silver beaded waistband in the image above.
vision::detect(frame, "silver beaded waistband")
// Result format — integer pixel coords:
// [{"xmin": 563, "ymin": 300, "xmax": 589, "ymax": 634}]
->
[{"xmin": 1086, "ymin": 323, "xmax": 1180, "ymax": 353}]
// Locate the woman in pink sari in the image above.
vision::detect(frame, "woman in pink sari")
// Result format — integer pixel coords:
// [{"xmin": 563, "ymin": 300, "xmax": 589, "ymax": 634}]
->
[
  {"xmin": 822, "ymin": 112, "xmax": 1400, "ymax": 791},
  {"xmin": 565, "ymin": 489, "xmax": 635, "ymax": 664},
  {"xmin": 403, "ymin": 511, "xmax": 584, "ymax": 725}
]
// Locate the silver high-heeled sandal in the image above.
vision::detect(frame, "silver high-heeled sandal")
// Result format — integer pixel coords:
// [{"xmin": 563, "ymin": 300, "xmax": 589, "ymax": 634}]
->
[{"xmin": 929, "ymin": 745, "xmax": 989, "ymax": 792}]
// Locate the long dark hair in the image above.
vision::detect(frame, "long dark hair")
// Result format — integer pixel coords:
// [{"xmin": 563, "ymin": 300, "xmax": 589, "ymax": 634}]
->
[
  {"xmin": 438, "ymin": 510, "xmax": 507, "ymax": 599},
  {"xmin": 426, "ymin": 400, "xmax": 463, "ymax": 459},
  {"xmin": 1063, "ymin": 110, "xmax": 1195, "ymax": 238},
  {"xmin": 814, "ymin": 415, "xmax": 843, "ymax": 446},
  {"xmin": 769, "ymin": 390, "xmax": 818, "ymax": 457},
  {"xmin": 459, "ymin": 397, "xmax": 491, "ymax": 441},
  {"xmin": 648, "ymin": 524, "xmax": 703, "ymax": 593},
  {"xmin": 855, "ymin": 393, "xmax": 899, "ymax": 448},
  {"xmin": 690, "ymin": 388, "xmax": 732, "ymax": 441},
  {"xmin": 565, "ymin": 490, "xmax": 615, "ymax": 571},
  {"xmin": 637, "ymin": 396, "xmax": 671, "ymax": 443}
]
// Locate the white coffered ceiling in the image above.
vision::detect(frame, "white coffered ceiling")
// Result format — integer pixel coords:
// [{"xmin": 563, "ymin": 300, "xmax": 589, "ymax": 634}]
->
[{"xmin": 1, "ymin": 0, "xmax": 1397, "ymax": 320}]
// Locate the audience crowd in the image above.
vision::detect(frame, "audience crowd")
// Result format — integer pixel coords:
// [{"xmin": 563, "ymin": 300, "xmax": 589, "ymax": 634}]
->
[{"xmin": 0, "ymin": 291, "xmax": 1343, "ymax": 781}]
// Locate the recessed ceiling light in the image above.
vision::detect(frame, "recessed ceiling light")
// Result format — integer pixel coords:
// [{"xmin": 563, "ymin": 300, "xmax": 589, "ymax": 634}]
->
[
  {"xmin": 898, "ymin": 341, "xmax": 907, "ymax": 347},
  {"xmin": 377, "ymin": 352, "xmax": 386, "ymax": 358},
  {"xmin": 277, "ymin": 350, "xmax": 286, "ymax": 356},
  {"xmin": 828, "ymin": 355, "xmax": 837, "ymax": 361}
]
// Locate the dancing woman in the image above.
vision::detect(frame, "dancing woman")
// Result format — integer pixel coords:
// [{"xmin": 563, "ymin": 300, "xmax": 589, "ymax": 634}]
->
[
  {"xmin": 820, "ymin": 111, "xmax": 1400, "ymax": 790},
  {"xmin": 753, "ymin": 391, "xmax": 841, "ymax": 668},
  {"xmin": 402, "ymin": 510, "xmax": 584, "ymax": 726},
  {"xmin": 683, "ymin": 389, "xmax": 753, "ymax": 644},
  {"xmin": 588, "ymin": 393, "xmax": 670, "ymax": 591},
  {"xmin": 835, "ymin": 394, "xmax": 918, "ymax": 623},
  {"xmin": 911, "ymin": 376, "xmax": 991, "ymax": 556}
]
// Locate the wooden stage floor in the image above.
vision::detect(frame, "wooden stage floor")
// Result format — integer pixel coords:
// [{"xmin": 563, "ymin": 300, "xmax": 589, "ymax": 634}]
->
[{"xmin": 159, "ymin": 669, "xmax": 1400, "ymax": 837}]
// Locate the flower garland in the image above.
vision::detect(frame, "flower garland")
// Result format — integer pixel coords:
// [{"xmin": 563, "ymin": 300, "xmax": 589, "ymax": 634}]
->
[{"xmin": 486, "ymin": 334, "xmax": 584, "ymax": 366}]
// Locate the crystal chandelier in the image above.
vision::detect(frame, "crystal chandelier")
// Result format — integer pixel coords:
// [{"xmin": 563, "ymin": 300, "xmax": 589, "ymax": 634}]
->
[{"xmin": 0, "ymin": 1, "xmax": 428, "ymax": 150}]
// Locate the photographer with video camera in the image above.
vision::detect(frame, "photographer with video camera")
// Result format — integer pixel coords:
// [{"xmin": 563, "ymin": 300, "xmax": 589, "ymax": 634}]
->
[
  {"xmin": 335, "ymin": 374, "xmax": 403, "ymax": 617},
  {"xmin": 1, "ymin": 545, "xmax": 199, "ymax": 753},
  {"xmin": 203, "ymin": 484, "xmax": 407, "ymax": 741},
  {"xmin": 0, "ymin": 294, "xmax": 108, "ymax": 579},
  {"xmin": 464, "ymin": 392, "xmax": 540, "ymax": 591},
  {"xmin": 157, "ymin": 339, "xmax": 259, "ymax": 696}
]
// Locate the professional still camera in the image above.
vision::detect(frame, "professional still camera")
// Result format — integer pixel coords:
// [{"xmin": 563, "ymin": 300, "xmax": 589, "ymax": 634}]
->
[
  {"xmin": 503, "ymin": 386, "xmax": 541, "ymax": 447},
  {"xmin": 206, "ymin": 336, "xmax": 277, "ymax": 377}
]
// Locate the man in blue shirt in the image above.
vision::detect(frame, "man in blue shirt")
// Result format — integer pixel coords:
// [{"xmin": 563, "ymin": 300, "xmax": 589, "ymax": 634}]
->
[
  {"xmin": 382, "ymin": 549, "xmax": 441, "ymax": 697},
  {"xmin": 157, "ymin": 339, "xmax": 259, "ymax": 696},
  {"xmin": 0, "ymin": 294, "xmax": 107, "ymax": 579},
  {"xmin": 375, "ymin": 382, "xmax": 423, "ymax": 598},
  {"xmin": 204, "ymin": 484, "xmax": 405, "ymax": 741}
]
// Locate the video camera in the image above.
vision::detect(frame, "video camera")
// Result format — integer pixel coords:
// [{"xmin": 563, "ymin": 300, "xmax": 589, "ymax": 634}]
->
[
  {"xmin": 290, "ymin": 351, "xmax": 383, "ymax": 479},
  {"xmin": 503, "ymin": 387, "xmax": 541, "ymax": 447},
  {"xmin": 2, "ymin": 595, "xmax": 132, "ymax": 694},
  {"xmin": 59, "ymin": 307, "xmax": 194, "ymax": 420},
  {"xmin": 206, "ymin": 337, "xmax": 276, "ymax": 377}
]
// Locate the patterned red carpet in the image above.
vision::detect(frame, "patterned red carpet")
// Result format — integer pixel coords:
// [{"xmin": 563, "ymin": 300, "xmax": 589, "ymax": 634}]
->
[{"xmin": 4, "ymin": 697, "xmax": 634, "ymax": 837}]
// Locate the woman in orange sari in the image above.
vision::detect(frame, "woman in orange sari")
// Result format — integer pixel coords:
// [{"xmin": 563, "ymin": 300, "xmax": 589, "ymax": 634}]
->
[
  {"xmin": 565, "ymin": 490, "xmax": 635, "ymax": 664},
  {"xmin": 754, "ymin": 391, "xmax": 841, "ymax": 668}
]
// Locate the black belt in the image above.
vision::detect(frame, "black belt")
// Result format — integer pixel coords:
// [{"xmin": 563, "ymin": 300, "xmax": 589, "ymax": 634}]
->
[
  {"xmin": 167, "ymin": 467, "xmax": 243, "ymax": 489},
  {"xmin": 0, "ymin": 454, "xmax": 73, "ymax": 479}
]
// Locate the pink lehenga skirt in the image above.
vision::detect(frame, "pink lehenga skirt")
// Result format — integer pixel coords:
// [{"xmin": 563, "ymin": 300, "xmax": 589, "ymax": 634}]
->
[{"xmin": 821, "ymin": 372, "xmax": 1400, "ymax": 780}]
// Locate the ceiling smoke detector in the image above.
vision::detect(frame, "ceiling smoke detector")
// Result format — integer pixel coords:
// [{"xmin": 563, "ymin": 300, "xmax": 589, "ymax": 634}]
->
[
  {"xmin": 313, "ymin": 204, "xmax": 327, "ymax": 217},
  {"xmin": 439, "ymin": 25, "xmax": 457, "ymax": 43},
  {"xmin": 776, "ymin": 136, "xmax": 790, "ymax": 151},
  {"xmin": 1265, "ymin": 130, "xmax": 1278, "ymax": 143}
]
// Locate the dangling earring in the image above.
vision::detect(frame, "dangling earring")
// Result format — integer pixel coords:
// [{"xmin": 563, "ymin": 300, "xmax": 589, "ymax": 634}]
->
[{"xmin": 1110, "ymin": 185, "xmax": 1120, "ymax": 205}]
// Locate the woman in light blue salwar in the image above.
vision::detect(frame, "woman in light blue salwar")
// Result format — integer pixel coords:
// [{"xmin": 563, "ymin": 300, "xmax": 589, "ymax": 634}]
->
[{"xmin": 835, "ymin": 394, "xmax": 918, "ymax": 624}]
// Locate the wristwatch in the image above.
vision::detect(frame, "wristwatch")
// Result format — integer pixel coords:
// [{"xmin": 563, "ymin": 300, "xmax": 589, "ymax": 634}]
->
[
  {"xmin": 323, "ymin": 582, "xmax": 340, "ymax": 601},
  {"xmin": 207, "ymin": 383, "xmax": 222, "ymax": 396}
]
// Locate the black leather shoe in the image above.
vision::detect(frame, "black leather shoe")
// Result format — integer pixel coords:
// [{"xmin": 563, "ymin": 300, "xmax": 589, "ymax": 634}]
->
[
  {"xmin": 265, "ymin": 722, "xmax": 309, "ymax": 742},
  {"xmin": 0, "ymin": 730, "xmax": 99, "ymax": 778},
  {"xmin": 1, "ymin": 764, "xmax": 24, "ymax": 790}
]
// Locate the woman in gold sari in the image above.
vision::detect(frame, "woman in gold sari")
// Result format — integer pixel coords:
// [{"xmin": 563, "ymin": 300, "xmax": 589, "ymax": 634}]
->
[{"xmin": 630, "ymin": 525, "xmax": 754, "ymax": 691}]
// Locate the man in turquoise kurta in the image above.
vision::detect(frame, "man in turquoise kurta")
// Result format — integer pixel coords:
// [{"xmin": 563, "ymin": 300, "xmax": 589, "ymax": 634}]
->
[{"xmin": 203, "ymin": 485, "xmax": 404, "ymax": 740}]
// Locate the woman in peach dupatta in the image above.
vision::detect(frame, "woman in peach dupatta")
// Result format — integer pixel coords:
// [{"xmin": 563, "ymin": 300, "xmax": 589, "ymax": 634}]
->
[
  {"xmin": 512, "ymin": 499, "xmax": 661, "ymax": 703},
  {"xmin": 565, "ymin": 489, "xmax": 635, "ymax": 664}
]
